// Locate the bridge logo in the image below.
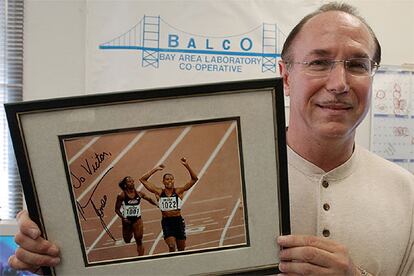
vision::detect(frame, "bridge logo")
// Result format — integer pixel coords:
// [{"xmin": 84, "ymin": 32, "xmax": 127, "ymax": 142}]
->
[{"xmin": 99, "ymin": 15, "xmax": 286, "ymax": 74}]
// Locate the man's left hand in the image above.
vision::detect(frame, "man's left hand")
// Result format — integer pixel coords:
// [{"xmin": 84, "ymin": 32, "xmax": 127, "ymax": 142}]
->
[{"xmin": 277, "ymin": 235, "xmax": 361, "ymax": 275}]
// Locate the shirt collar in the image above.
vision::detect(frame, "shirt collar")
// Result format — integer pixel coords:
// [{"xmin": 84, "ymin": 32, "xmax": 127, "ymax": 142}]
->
[{"xmin": 287, "ymin": 144, "xmax": 359, "ymax": 180}]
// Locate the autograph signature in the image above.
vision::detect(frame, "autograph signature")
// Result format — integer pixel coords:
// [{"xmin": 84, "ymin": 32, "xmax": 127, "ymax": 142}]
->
[
  {"xmin": 71, "ymin": 151, "xmax": 112, "ymax": 189},
  {"xmin": 76, "ymin": 167, "xmax": 116, "ymax": 241}
]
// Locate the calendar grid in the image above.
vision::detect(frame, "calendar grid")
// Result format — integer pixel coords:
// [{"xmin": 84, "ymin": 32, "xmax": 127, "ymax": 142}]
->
[{"xmin": 371, "ymin": 68, "xmax": 414, "ymax": 174}]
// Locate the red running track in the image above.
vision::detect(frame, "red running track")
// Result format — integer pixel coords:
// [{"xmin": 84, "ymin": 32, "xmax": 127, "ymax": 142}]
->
[{"xmin": 61, "ymin": 119, "xmax": 247, "ymax": 264}]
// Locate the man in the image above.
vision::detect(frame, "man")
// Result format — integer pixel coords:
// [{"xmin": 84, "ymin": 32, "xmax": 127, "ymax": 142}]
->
[
  {"xmin": 8, "ymin": 2, "xmax": 414, "ymax": 275},
  {"xmin": 139, "ymin": 157, "xmax": 199, "ymax": 252},
  {"xmin": 276, "ymin": 2, "xmax": 414, "ymax": 275}
]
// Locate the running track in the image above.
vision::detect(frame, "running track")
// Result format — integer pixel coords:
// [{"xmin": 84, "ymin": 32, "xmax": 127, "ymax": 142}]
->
[{"xmin": 61, "ymin": 119, "xmax": 247, "ymax": 264}]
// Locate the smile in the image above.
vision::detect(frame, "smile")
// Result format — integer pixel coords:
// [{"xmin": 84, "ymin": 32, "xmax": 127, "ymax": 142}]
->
[{"xmin": 316, "ymin": 103, "xmax": 353, "ymax": 110}]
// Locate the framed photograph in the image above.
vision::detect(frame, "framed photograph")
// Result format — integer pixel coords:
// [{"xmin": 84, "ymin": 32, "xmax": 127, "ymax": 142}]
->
[{"xmin": 5, "ymin": 78, "xmax": 290, "ymax": 275}]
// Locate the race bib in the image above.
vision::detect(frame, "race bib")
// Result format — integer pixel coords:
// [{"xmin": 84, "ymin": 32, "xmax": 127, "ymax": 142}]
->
[
  {"xmin": 159, "ymin": 197, "xmax": 180, "ymax": 211},
  {"xmin": 123, "ymin": 205, "xmax": 141, "ymax": 217}
]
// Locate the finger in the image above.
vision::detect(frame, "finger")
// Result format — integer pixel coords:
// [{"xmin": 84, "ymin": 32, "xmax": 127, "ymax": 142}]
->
[
  {"xmin": 280, "ymin": 246, "xmax": 332, "ymax": 267},
  {"xmin": 279, "ymin": 261, "xmax": 330, "ymax": 275},
  {"xmin": 14, "ymin": 231, "xmax": 60, "ymax": 257},
  {"xmin": 277, "ymin": 235, "xmax": 339, "ymax": 253},
  {"xmin": 8, "ymin": 255, "xmax": 43, "ymax": 274},
  {"xmin": 14, "ymin": 247, "xmax": 61, "ymax": 268},
  {"xmin": 16, "ymin": 210, "xmax": 41, "ymax": 240}
]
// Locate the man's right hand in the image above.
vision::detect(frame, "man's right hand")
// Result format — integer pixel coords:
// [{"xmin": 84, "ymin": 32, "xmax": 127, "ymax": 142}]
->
[{"xmin": 8, "ymin": 210, "xmax": 61, "ymax": 274}]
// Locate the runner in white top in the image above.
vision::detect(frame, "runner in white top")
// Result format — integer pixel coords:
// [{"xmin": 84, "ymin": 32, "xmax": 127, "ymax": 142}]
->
[{"xmin": 114, "ymin": 176, "xmax": 157, "ymax": 256}]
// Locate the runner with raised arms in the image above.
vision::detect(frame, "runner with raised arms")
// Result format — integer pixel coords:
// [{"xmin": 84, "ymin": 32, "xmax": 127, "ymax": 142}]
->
[{"xmin": 139, "ymin": 157, "xmax": 199, "ymax": 252}]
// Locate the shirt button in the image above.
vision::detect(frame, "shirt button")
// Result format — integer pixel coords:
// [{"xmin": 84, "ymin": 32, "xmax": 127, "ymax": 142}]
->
[
  {"xmin": 322, "ymin": 229, "xmax": 330, "ymax": 237},
  {"xmin": 322, "ymin": 180, "xmax": 329, "ymax": 188},
  {"xmin": 323, "ymin": 203, "xmax": 330, "ymax": 211}
]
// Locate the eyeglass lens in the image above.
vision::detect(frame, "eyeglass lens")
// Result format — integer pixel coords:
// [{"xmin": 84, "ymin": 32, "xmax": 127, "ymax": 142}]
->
[{"xmin": 302, "ymin": 58, "xmax": 377, "ymax": 77}]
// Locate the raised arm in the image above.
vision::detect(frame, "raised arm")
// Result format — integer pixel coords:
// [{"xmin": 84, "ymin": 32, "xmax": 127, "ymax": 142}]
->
[
  {"xmin": 139, "ymin": 165, "xmax": 165, "ymax": 196},
  {"xmin": 176, "ymin": 157, "xmax": 199, "ymax": 194},
  {"xmin": 139, "ymin": 191, "xmax": 158, "ymax": 207}
]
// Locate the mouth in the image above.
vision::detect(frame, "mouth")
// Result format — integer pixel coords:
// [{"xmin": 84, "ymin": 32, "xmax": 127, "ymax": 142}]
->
[{"xmin": 316, "ymin": 102, "xmax": 353, "ymax": 111}]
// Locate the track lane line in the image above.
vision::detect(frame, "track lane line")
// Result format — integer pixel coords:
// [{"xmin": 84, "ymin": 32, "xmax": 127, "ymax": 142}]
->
[
  {"xmin": 77, "ymin": 131, "xmax": 146, "ymax": 202},
  {"xmin": 86, "ymin": 127, "xmax": 191, "ymax": 255},
  {"xmin": 137, "ymin": 126, "xmax": 192, "ymax": 192},
  {"xmin": 86, "ymin": 215, "xmax": 119, "ymax": 254},
  {"xmin": 149, "ymin": 122, "xmax": 237, "ymax": 255},
  {"xmin": 155, "ymin": 126, "xmax": 192, "ymax": 167},
  {"xmin": 219, "ymin": 197, "xmax": 241, "ymax": 246},
  {"xmin": 68, "ymin": 136, "xmax": 100, "ymax": 165}
]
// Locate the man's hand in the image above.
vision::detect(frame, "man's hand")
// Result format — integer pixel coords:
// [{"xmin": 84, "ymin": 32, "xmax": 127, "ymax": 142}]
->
[
  {"xmin": 277, "ymin": 235, "xmax": 361, "ymax": 275},
  {"xmin": 8, "ymin": 210, "xmax": 61, "ymax": 274}
]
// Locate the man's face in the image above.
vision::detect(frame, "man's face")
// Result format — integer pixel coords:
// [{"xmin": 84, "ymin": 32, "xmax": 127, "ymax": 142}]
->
[{"xmin": 281, "ymin": 11, "xmax": 376, "ymax": 141}]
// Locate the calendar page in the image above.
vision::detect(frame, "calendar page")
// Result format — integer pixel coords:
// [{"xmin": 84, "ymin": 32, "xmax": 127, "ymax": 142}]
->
[
  {"xmin": 373, "ymin": 70, "xmax": 411, "ymax": 116},
  {"xmin": 371, "ymin": 68, "xmax": 414, "ymax": 174},
  {"xmin": 372, "ymin": 116, "xmax": 411, "ymax": 159}
]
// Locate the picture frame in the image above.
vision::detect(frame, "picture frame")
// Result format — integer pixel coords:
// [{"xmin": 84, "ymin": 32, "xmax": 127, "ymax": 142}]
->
[{"xmin": 5, "ymin": 78, "xmax": 290, "ymax": 275}]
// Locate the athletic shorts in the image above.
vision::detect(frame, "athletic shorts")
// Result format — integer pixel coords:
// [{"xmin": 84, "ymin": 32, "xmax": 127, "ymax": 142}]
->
[
  {"xmin": 125, "ymin": 216, "xmax": 141, "ymax": 224},
  {"xmin": 161, "ymin": 216, "xmax": 186, "ymax": 240}
]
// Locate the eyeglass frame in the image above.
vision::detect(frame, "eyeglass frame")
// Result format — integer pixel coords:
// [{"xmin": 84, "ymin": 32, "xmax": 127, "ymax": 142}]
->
[{"xmin": 282, "ymin": 58, "xmax": 380, "ymax": 77}]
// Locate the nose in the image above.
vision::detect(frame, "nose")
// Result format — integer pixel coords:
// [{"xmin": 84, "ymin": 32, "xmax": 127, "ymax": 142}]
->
[{"xmin": 325, "ymin": 61, "xmax": 350, "ymax": 94}]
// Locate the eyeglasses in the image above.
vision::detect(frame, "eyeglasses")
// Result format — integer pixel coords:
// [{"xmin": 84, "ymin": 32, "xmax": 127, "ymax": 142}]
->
[{"xmin": 284, "ymin": 58, "xmax": 380, "ymax": 77}]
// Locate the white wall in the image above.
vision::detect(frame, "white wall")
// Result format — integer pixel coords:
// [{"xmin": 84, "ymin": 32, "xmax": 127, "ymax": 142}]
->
[
  {"xmin": 23, "ymin": 0, "xmax": 414, "ymax": 149},
  {"xmin": 341, "ymin": 0, "xmax": 414, "ymax": 147},
  {"xmin": 23, "ymin": 0, "xmax": 86, "ymax": 99},
  {"xmin": 345, "ymin": 0, "xmax": 414, "ymax": 66}
]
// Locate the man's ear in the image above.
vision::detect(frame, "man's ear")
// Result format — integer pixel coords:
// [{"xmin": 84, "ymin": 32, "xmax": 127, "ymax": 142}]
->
[{"xmin": 278, "ymin": 60, "xmax": 291, "ymax": 96}]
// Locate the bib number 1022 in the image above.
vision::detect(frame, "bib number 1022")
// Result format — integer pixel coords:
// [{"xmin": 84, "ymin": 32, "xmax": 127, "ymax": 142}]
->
[{"xmin": 159, "ymin": 198, "xmax": 178, "ymax": 211}]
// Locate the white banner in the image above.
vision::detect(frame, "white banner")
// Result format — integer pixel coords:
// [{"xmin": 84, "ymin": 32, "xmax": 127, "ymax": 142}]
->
[{"xmin": 85, "ymin": 0, "xmax": 319, "ymax": 93}]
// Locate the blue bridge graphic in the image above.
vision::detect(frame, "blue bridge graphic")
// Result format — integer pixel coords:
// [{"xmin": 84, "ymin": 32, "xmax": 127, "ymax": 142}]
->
[{"xmin": 99, "ymin": 15, "xmax": 286, "ymax": 72}]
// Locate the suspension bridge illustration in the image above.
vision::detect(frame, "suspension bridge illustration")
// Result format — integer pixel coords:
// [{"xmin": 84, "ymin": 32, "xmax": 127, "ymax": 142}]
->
[{"xmin": 99, "ymin": 15, "xmax": 286, "ymax": 72}]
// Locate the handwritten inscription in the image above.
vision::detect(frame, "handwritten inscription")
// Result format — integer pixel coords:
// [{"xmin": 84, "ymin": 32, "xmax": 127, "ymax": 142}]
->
[
  {"xmin": 71, "ymin": 172, "xmax": 86, "ymax": 189},
  {"xmin": 393, "ymin": 126, "xmax": 409, "ymax": 137},
  {"xmin": 81, "ymin": 151, "xmax": 112, "ymax": 175},
  {"xmin": 69, "ymin": 149, "xmax": 115, "ymax": 240},
  {"xmin": 91, "ymin": 195, "xmax": 107, "ymax": 218},
  {"xmin": 71, "ymin": 151, "xmax": 112, "ymax": 189},
  {"xmin": 76, "ymin": 168, "xmax": 116, "ymax": 241},
  {"xmin": 384, "ymin": 142, "xmax": 396, "ymax": 157}
]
